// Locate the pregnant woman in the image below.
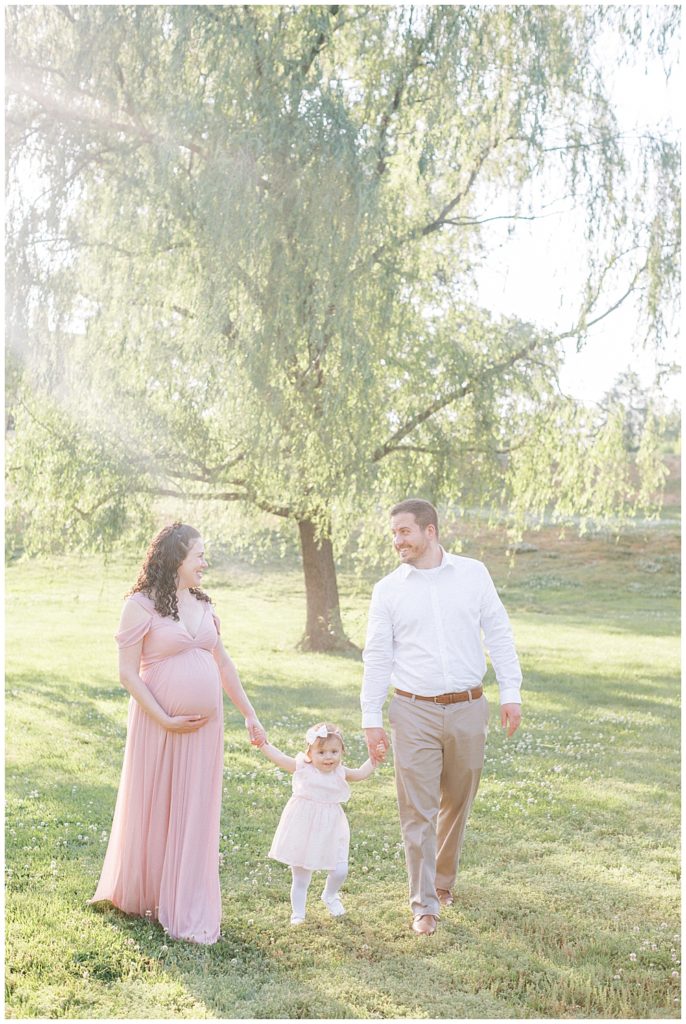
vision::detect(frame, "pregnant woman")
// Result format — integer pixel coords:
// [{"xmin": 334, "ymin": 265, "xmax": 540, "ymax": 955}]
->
[{"xmin": 90, "ymin": 523, "xmax": 266, "ymax": 943}]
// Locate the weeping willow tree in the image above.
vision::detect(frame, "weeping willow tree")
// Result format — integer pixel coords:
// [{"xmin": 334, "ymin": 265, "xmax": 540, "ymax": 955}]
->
[{"xmin": 6, "ymin": 5, "xmax": 680, "ymax": 650}]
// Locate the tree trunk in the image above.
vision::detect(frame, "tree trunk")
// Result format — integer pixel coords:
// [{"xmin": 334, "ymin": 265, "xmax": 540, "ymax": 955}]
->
[{"xmin": 297, "ymin": 517, "xmax": 358, "ymax": 654}]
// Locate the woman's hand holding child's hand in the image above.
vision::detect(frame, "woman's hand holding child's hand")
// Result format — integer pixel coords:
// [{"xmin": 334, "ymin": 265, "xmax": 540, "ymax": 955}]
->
[{"xmin": 246, "ymin": 715, "xmax": 267, "ymax": 747}]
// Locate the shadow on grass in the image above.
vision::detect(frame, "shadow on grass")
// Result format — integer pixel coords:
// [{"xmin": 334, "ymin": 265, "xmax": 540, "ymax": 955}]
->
[
  {"xmin": 6, "ymin": 671, "xmax": 128, "ymax": 744},
  {"xmin": 521, "ymin": 669, "xmax": 679, "ymax": 716},
  {"xmin": 7, "ymin": 669, "xmax": 363, "ymax": 742},
  {"xmin": 86, "ymin": 899, "xmax": 357, "ymax": 1019},
  {"xmin": 7, "ymin": 758, "xmax": 679, "ymax": 1016},
  {"xmin": 509, "ymin": 597, "xmax": 680, "ymax": 638}
]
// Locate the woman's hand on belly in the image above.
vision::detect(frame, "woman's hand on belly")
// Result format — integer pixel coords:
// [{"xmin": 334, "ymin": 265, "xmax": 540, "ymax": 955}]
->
[{"xmin": 161, "ymin": 709, "xmax": 216, "ymax": 733}]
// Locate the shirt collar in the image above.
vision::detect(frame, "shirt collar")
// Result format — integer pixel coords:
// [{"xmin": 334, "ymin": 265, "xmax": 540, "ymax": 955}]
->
[{"xmin": 399, "ymin": 546, "xmax": 453, "ymax": 579}]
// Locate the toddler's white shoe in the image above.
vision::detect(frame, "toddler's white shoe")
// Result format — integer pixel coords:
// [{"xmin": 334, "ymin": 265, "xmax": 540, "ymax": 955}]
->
[
  {"xmin": 290, "ymin": 913, "xmax": 305, "ymax": 925},
  {"xmin": 321, "ymin": 891, "xmax": 345, "ymax": 917}
]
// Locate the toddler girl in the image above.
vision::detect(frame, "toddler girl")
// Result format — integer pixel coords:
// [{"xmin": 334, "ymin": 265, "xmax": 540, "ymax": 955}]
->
[{"xmin": 257, "ymin": 722, "xmax": 376, "ymax": 924}]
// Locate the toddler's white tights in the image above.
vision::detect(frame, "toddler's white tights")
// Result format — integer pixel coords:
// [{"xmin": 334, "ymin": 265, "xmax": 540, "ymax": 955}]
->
[{"xmin": 290, "ymin": 861, "xmax": 348, "ymax": 920}]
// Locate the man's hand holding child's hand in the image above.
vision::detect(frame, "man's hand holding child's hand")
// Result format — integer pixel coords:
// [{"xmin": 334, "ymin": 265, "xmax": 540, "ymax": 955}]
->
[{"xmin": 365, "ymin": 728, "xmax": 389, "ymax": 765}]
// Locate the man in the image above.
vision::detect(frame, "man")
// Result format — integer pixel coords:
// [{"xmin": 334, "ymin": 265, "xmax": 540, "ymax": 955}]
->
[{"xmin": 361, "ymin": 498, "xmax": 522, "ymax": 936}]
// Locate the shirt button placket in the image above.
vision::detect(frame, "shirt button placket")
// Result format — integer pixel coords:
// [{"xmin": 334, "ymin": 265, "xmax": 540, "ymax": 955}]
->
[{"xmin": 429, "ymin": 581, "xmax": 450, "ymax": 697}]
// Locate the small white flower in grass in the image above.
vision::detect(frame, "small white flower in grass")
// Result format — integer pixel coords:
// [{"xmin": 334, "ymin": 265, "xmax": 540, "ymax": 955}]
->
[
  {"xmin": 613, "ymin": 975, "xmax": 620, "ymax": 981},
  {"xmin": 672, "ymin": 971, "xmax": 679, "ymax": 978},
  {"xmin": 633, "ymin": 926, "xmax": 640, "ymax": 932},
  {"xmin": 629, "ymin": 953, "xmax": 637, "ymax": 961}
]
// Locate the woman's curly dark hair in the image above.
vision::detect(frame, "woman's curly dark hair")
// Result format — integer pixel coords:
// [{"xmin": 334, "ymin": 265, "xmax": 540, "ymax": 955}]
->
[{"xmin": 129, "ymin": 523, "xmax": 212, "ymax": 619}]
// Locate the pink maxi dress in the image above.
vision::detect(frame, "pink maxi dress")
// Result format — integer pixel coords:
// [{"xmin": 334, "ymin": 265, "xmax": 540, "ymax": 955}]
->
[{"xmin": 90, "ymin": 592, "xmax": 224, "ymax": 943}]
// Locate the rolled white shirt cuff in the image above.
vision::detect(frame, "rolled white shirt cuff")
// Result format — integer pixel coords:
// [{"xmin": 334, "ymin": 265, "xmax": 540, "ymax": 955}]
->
[
  {"xmin": 362, "ymin": 712, "xmax": 385, "ymax": 729},
  {"xmin": 498, "ymin": 687, "xmax": 522, "ymax": 705}
]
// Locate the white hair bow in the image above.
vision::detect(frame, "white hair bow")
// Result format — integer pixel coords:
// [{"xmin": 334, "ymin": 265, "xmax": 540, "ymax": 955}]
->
[{"xmin": 305, "ymin": 724, "xmax": 329, "ymax": 745}]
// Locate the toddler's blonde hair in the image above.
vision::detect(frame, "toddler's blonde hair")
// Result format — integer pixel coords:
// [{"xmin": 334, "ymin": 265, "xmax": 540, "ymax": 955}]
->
[{"xmin": 304, "ymin": 722, "xmax": 345, "ymax": 761}]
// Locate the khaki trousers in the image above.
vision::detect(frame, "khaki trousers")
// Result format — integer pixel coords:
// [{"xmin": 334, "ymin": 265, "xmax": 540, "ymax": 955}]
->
[{"xmin": 388, "ymin": 691, "xmax": 489, "ymax": 917}]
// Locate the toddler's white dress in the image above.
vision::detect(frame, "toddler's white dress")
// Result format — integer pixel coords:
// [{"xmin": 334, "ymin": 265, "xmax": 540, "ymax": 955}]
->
[{"xmin": 269, "ymin": 752, "xmax": 351, "ymax": 870}]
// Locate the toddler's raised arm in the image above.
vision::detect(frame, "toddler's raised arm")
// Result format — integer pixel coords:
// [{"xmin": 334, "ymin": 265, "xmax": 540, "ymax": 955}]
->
[
  {"xmin": 257, "ymin": 740, "xmax": 297, "ymax": 774},
  {"xmin": 345, "ymin": 758, "xmax": 376, "ymax": 782}
]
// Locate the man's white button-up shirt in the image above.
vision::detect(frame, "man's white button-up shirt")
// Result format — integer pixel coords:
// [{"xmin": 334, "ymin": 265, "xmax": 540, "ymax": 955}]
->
[{"xmin": 361, "ymin": 548, "xmax": 522, "ymax": 728}]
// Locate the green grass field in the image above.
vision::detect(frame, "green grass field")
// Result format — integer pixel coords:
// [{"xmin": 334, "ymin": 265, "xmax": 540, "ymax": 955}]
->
[{"xmin": 4, "ymin": 528, "xmax": 681, "ymax": 1018}]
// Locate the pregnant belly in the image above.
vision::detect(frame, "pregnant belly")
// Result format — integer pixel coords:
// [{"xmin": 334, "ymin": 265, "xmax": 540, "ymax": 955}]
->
[{"xmin": 144, "ymin": 650, "xmax": 221, "ymax": 717}]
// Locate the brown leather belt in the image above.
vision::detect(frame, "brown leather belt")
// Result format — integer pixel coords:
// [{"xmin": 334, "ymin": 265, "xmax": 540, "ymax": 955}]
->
[{"xmin": 394, "ymin": 685, "xmax": 483, "ymax": 705}]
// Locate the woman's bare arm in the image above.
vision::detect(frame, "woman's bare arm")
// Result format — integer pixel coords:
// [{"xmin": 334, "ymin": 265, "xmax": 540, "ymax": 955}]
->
[{"xmin": 212, "ymin": 635, "xmax": 266, "ymax": 746}]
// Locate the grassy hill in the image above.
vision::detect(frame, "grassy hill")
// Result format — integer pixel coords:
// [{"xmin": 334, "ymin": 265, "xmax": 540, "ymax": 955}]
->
[{"xmin": 4, "ymin": 523, "xmax": 680, "ymax": 1018}]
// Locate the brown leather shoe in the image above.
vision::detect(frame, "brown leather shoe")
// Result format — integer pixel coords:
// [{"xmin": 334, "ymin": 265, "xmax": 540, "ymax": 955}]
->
[
  {"xmin": 412, "ymin": 914, "xmax": 438, "ymax": 936},
  {"xmin": 437, "ymin": 888, "xmax": 454, "ymax": 907}
]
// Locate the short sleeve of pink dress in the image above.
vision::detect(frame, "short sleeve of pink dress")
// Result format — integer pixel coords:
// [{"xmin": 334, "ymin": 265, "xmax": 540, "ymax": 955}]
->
[
  {"xmin": 114, "ymin": 593, "xmax": 153, "ymax": 647},
  {"xmin": 91, "ymin": 591, "xmax": 224, "ymax": 944},
  {"xmin": 268, "ymin": 753, "xmax": 351, "ymax": 870}
]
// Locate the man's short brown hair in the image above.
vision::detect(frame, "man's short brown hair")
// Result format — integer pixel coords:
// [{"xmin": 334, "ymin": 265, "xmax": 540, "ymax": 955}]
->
[{"xmin": 390, "ymin": 498, "xmax": 439, "ymax": 537}]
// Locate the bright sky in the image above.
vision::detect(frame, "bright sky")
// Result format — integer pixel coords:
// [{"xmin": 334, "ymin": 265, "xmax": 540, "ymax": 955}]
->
[{"xmin": 474, "ymin": 21, "xmax": 681, "ymax": 406}]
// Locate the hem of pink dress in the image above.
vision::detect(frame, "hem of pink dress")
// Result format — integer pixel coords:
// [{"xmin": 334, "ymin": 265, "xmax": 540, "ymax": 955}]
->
[
  {"xmin": 88, "ymin": 893, "xmax": 156, "ymax": 916},
  {"xmin": 168, "ymin": 929, "xmax": 220, "ymax": 945},
  {"xmin": 87, "ymin": 893, "xmax": 114, "ymax": 906},
  {"xmin": 160, "ymin": 919, "xmax": 220, "ymax": 945},
  {"xmin": 88, "ymin": 896, "xmax": 219, "ymax": 945}
]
